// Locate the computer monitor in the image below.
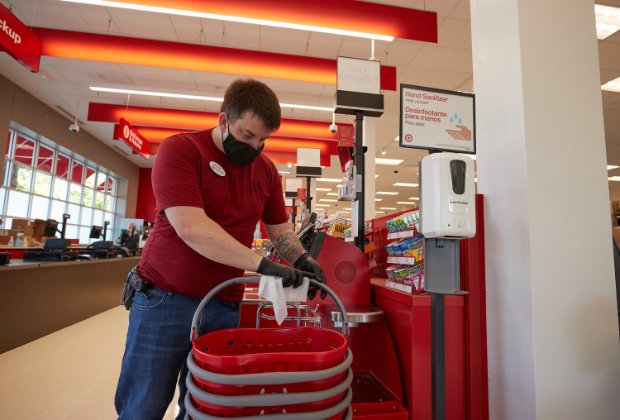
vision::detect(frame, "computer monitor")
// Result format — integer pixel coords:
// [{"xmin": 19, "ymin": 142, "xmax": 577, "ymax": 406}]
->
[
  {"xmin": 44, "ymin": 219, "xmax": 59, "ymax": 237},
  {"xmin": 298, "ymin": 212, "xmax": 317, "ymax": 237},
  {"xmin": 89, "ymin": 225, "xmax": 103, "ymax": 239}
]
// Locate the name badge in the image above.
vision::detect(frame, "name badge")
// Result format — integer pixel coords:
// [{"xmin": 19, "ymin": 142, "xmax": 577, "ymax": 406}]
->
[{"xmin": 209, "ymin": 161, "xmax": 226, "ymax": 176}]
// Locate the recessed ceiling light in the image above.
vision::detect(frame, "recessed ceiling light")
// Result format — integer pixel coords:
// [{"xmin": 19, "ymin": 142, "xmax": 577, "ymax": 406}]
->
[
  {"xmin": 278, "ymin": 171, "xmax": 290, "ymax": 175},
  {"xmin": 397, "ymin": 201, "xmax": 415, "ymax": 205},
  {"xmin": 65, "ymin": 0, "xmax": 394, "ymax": 41},
  {"xmin": 595, "ymin": 4, "xmax": 620, "ymax": 39},
  {"xmin": 380, "ymin": 207, "xmax": 397, "ymax": 210},
  {"xmin": 327, "ymin": 193, "xmax": 338, "ymax": 196},
  {"xmin": 394, "ymin": 136, "xmax": 399, "ymax": 142},
  {"xmin": 375, "ymin": 211, "xmax": 385, "ymax": 214},
  {"xmin": 317, "ymin": 178, "xmax": 342, "ymax": 183},
  {"xmin": 375, "ymin": 174, "xmax": 380, "ymax": 178},
  {"xmin": 316, "ymin": 187, "xmax": 332, "ymax": 191},
  {"xmin": 375, "ymin": 198, "xmax": 383, "ymax": 201},
  {"xmin": 408, "ymin": 196, "xmax": 419, "ymax": 200},
  {"xmin": 602, "ymin": 77, "xmax": 620, "ymax": 93},
  {"xmin": 377, "ymin": 191, "xmax": 398, "ymax": 195},
  {"xmin": 376, "ymin": 158, "xmax": 403, "ymax": 166},
  {"xmin": 609, "ymin": 176, "xmax": 620, "ymax": 181},
  {"xmin": 316, "ymin": 204, "xmax": 331, "ymax": 207},
  {"xmin": 320, "ymin": 198, "xmax": 338, "ymax": 202},
  {"xmin": 393, "ymin": 182, "xmax": 419, "ymax": 187},
  {"xmin": 608, "ymin": 165, "xmax": 620, "ymax": 170}
]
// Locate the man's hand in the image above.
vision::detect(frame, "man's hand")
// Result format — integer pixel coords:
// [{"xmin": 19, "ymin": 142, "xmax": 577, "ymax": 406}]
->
[
  {"xmin": 294, "ymin": 253, "xmax": 327, "ymax": 300},
  {"xmin": 257, "ymin": 258, "xmax": 315, "ymax": 288}
]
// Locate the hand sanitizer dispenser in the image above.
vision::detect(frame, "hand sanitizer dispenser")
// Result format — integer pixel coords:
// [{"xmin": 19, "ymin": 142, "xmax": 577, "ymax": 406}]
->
[{"xmin": 420, "ymin": 152, "xmax": 476, "ymax": 238}]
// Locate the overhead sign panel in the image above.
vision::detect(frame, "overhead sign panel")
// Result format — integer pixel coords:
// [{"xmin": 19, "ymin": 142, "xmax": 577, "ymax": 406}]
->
[
  {"xmin": 337, "ymin": 57, "xmax": 381, "ymax": 94},
  {"xmin": 0, "ymin": 4, "xmax": 41, "ymax": 72},
  {"xmin": 114, "ymin": 118, "xmax": 151, "ymax": 159},
  {"xmin": 399, "ymin": 84, "xmax": 476, "ymax": 154}
]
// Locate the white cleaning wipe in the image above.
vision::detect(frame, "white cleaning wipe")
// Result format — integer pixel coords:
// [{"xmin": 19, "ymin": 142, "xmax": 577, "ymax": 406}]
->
[{"xmin": 258, "ymin": 275, "xmax": 309, "ymax": 325}]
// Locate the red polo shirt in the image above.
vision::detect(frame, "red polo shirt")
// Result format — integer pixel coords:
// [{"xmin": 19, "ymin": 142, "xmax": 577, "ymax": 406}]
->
[{"xmin": 138, "ymin": 129, "xmax": 288, "ymax": 300}]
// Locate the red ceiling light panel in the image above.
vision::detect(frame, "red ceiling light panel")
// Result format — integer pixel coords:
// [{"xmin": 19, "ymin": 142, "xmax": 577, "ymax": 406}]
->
[
  {"xmin": 34, "ymin": 28, "xmax": 397, "ymax": 90},
  {"xmin": 101, "ymin": 0, "xmax": 438, "ymax": 42},
  {"xmin": 89, "ymin": 103, "xmax": 348, "ymax": 141}
]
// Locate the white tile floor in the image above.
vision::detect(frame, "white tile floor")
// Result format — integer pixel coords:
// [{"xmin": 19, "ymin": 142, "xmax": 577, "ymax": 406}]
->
[{"xmin": 0, "ymin": 307, "xmax": 179, "ymax": 420}]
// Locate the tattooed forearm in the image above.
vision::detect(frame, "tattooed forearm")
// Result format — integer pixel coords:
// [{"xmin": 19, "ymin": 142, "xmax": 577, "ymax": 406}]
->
[{"xmin": 274, "ymin": 231, "xmax": 306, "ymax": 264}]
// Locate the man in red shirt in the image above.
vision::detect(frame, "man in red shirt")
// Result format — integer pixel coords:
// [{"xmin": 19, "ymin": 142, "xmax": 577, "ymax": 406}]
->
[{"xmin": 115, "ymin": 79, "xmax": 326, "ymax": 420}]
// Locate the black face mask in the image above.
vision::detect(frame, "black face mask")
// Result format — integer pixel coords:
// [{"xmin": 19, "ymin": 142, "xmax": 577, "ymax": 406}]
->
[{"xmin": 222, "ymin": 125, "xmax": 264, "ymax": 165}]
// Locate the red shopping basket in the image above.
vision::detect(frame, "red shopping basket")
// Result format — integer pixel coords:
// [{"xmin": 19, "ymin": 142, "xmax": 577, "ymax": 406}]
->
[
  {"xmin": 186, "ymin": 276, "xmax": 352, "ymax": 419},
  {"xmin": 192, "ymin": 326, "xmax": 347, "ymax": 374}
]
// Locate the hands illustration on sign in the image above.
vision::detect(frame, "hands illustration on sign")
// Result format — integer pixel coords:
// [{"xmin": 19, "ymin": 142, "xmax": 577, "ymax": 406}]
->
[{"xmin": 446, "ymin": 124, "xmax": 472, "ymax": 141}]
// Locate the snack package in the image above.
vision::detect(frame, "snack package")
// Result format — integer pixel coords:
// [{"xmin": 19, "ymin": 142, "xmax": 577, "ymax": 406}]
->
[
  {"xmin": 407, "ymin": 263, "xmax": 425, "ymax": 294},
  {"xmin": 400, "ymin": 235, "xmax": 424, "ymax": 263}
]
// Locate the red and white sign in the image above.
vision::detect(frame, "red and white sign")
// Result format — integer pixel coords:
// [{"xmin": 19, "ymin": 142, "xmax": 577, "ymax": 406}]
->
[
  {"xmin": 114, "ymin": 118, "xmax": 151, "ymax": 159},
  {"xmin": 0, "ymin": 4, "xmax": 41, "ymax": 72},
  {"xmin": 337, "ymin": 125, "xmax": 355, "ymax": 148},
  {"xmin": 399, "ymin": 84, "xmax": 475, "ymax": 154}
]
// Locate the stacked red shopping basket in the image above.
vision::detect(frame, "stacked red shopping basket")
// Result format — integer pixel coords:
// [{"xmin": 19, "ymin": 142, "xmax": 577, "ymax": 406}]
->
[
  {"xmin": 186, "ymin": 327, "xmax": 352, "ymax": 419},
  {"xmin": 185, "ymin": 278, "xmax": 352, "ymax": 419}
]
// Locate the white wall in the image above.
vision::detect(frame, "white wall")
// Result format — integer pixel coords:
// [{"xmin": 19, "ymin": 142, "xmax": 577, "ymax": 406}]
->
[{"xmin": 471, "ymin": 0, "xmax": 620, "ymax": 419}]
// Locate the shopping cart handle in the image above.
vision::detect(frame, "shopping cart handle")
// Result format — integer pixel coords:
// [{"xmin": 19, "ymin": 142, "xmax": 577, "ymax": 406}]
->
[{"xmin": 190, "ymin": 276, "xmax": 349, "ymax": 341}]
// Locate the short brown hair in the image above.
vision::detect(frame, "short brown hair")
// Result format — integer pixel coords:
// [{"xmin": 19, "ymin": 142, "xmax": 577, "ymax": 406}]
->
[{"xmin": 221, "ymin": 79, "xmax": 281, "ymax": 131}]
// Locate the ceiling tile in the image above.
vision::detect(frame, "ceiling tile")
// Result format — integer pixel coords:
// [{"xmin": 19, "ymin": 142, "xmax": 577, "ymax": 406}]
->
[
  {"xmin": 598, "ymin": 42, "xmax": 620, "ymax": 71},
  {"xmin": 410, "ymin": 44, "xmax": 473, "ymax": 73},
  {"xmin": 438, "ymin": 18, "xmax": 472, "ymax": 50},
  {"xmin": 107, "ymin": 9, "xmax": 177, "ymax": 41},
  {"xmin": 338, "ymin": 37, "xmax": 379, "ymax": 61},
  {"xmin": 168, "ymin": 15, "xmax": 211, "ymax": 44},
  {"xmin": 425, "ymin": 0, "xmax": 464, "ymax": 16},
  {"xmin": 306, "ymin": 33, "xmax": 345, "ymax": 59},
  {"xmin": 71, "ymin": 4, "xmax": 121, "ymax": 34},
  {"xmin": 383, "ymin": 40, "xmax": 425, "ymax": 66},
  {"xmin": 192, "ymin": 72, "xmax": 238, "ymax": 92},
  {"xmin": 600, "ymin": 69, "xmax": 620, "ymax": 85},
  {"xmin": 259, "ymin": 27, "xmax": 312, "ymax": 55},
  {"xmin": 397, "ymin": 67, "xmax": 471, "ymax": 91},
  {"xmin": 355, "ymin": 0, "xmax": 426, "ymax": 9},
  {"xmin": 221, "ymin": 22, "xmax": 261, "ymax": 51},
  {"xmin": 450, "ymin": 0, "xmax": 471, "ymax": 21}
]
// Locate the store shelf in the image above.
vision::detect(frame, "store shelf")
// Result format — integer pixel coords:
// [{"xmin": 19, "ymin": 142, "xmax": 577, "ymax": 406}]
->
[
  {"xmin": 385, "ymin": 280, "xmax": 413, "ymax": 294},
  {"xmin": 387, "ymin": 230, "xmax": 417, "ymax": 240},
  {"xmin": 387, "ymin": 256, "xmax": 418, "ymax": 265}
]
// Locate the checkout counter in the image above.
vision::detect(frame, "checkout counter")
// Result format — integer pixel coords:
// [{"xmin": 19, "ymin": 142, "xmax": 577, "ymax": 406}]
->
[
  {"xmin": 0, "ymin": 254, "xmax": 139, "ymax": 353},
  {"xmin": 237, "ymin": 196, "xmax": 487, "ymax": 420}
]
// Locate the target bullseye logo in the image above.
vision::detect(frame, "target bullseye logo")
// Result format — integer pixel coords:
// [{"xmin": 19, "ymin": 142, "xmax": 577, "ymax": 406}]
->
[
  {"xmin": 123, "ymin": 125, "xmax": 130, "ymax": 139},
  {"xmin": 404, "ymin": 133, "xmax": 414, "ymax": 143}
]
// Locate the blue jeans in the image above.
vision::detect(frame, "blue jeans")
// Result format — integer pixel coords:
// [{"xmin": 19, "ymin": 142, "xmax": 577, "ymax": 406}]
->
[{"xmin": 115, "ymin": 285, "xmax": 240, "ymax": 420}]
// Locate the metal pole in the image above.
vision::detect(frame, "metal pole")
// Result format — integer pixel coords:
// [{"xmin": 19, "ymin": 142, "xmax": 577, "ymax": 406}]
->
[
  {"xmin": 306, "ymin": 176, "xmax": 312, "ymax": 211},
  {"xmin": 431, "ymin": 293, "xmax": 446, "ymax": 420},
  {"xmin": 354, "ymin": 110, "xmax": 365, "ymax": 253},
  {"xmin": 291, "ymin": 198, "xmax": 297, "ymax": 230},
  {"xmin": 61, "ymin": 213, "xmax": 70, "ymax": 239}
]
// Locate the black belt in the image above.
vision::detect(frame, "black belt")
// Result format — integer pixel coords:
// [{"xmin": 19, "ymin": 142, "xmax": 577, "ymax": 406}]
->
[{"xmin": 127, "ymin": 269, "xmax": 239, "ymax": 309}]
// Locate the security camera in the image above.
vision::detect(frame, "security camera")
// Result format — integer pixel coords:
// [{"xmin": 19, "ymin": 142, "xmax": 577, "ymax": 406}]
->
[
  {"xmin": 329, "ymin": 123, "xmax": 338, "ymax": 133},
  {"xmin": 69, "ymin": 122, "xmax": 80, "ymax": 133}
]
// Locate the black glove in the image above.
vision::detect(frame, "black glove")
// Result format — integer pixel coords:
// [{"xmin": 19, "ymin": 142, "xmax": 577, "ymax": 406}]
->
[
  {"xmin": 257, "ymin": 258, "xmax": 315, "ymax": 288},
  {"xmin": 294, "ymin": 253, "xmax": 327, "ymax": 300}
]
